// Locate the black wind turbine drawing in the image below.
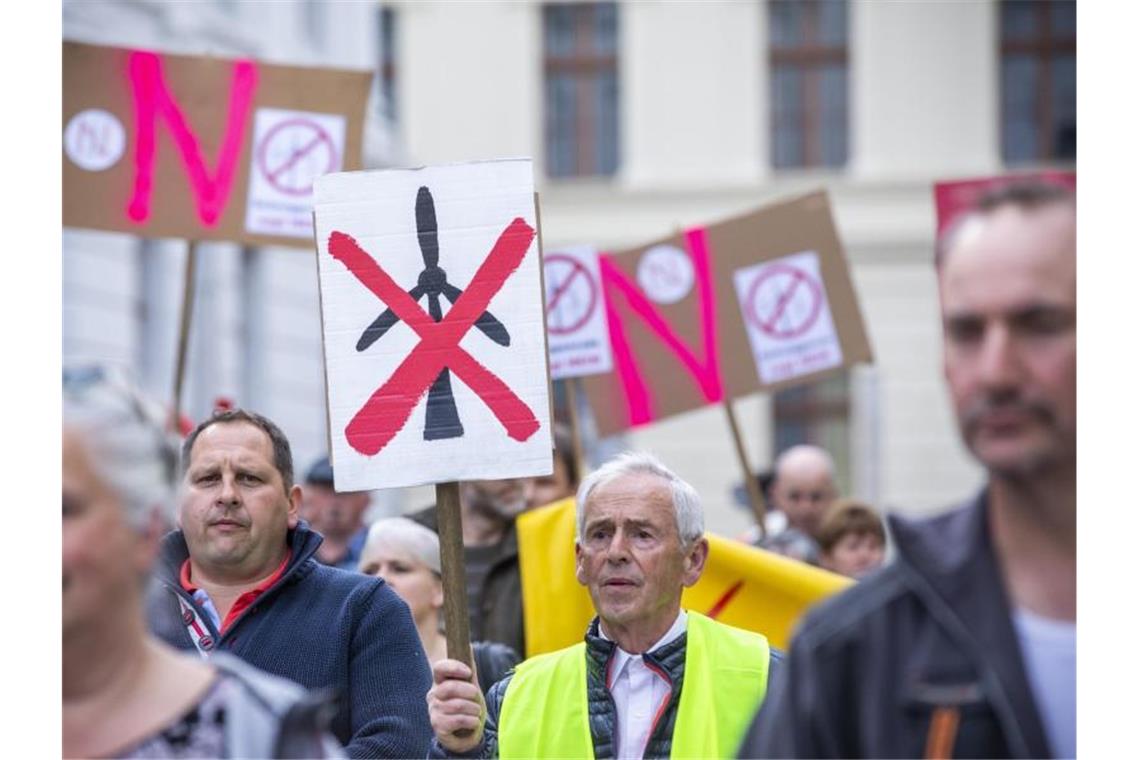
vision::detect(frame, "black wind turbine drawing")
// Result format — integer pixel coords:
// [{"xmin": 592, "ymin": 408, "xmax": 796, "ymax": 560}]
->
[{"xmin": 355, "ymin": 186, "xmax": 511, "ymax": 440}]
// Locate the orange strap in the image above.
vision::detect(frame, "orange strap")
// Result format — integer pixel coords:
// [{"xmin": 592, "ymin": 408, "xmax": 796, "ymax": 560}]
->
[{"xmin": 923, "ymin": 706, "xmax": 961, "ymax": 760}]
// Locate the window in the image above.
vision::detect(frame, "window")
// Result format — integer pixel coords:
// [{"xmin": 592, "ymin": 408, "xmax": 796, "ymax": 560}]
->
[
  {"xmin": 773, "ymin": 373, "xmax": 851, "ymax": 494},
  {"xmin": 1000, "ymin": 0, "xmax": 1076, "ymax": 164},
  {"xmin": 378, "ymin": 5, "xmax": 397, "ymax": 122},
  {"xmin": 543, "ymin": 3, "xmax": 619, "ymax": 178},
  {"xmin": 768, "ymin": 0, "xmax": 849, "ymax": 169}
]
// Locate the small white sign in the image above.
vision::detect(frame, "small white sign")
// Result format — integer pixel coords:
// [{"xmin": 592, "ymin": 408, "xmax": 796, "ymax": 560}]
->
[
  {"xmin": 245, "ymin": 108, "xmax": 346, "ymax": 238},
  {"xmin": 313, "ymin": 159, "xmax": 553, "ymax": 491},
  {"xmin": 64, "ymin": 109, "xmax": 125, "ymax": 171},
  {"xmin": 544, "ymin": 246, "xmax": 613, "ymax": 380},
  {"xmin": 733, "ymin": 250, "xmax": 843, "ymax": 384},
  {"xmin": 637, "ymin": 244, "xmax": 694, "ymax": 304}
]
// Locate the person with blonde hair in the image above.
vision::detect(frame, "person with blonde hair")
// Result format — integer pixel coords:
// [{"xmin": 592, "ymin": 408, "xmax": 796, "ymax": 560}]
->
[{"xmin": 358, "ymin": 517, "xmax": 518, "ymax": 699}]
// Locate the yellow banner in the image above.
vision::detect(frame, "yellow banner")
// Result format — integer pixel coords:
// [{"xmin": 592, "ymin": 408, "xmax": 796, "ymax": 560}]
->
[{"xmin": 518, "ymin": 497, "xmax": 852, "ymax": 657}]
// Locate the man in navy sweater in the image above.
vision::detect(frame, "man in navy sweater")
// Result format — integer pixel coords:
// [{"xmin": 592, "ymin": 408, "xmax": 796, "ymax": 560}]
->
[{"xmin": 147, "ymin": 408, "xmax": 433, "ymax": 758}]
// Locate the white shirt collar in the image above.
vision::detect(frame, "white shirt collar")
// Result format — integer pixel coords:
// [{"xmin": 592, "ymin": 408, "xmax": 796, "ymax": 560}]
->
[{"xmin": 600, "ymin": 610, "xmax": 688, "ymax": 676}]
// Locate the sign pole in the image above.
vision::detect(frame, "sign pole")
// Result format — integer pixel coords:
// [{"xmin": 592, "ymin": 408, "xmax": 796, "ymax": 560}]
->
[
  {"xmin": 169, "ymin": 240, "xmax": 199, "ymax": 432},
  {"xmin": 723, "ymin": 398, "xmax": 768, "ymax": 539},
  {"xmin": 563, "ymin": 378, "xmax": 587, "ymax": 481},
  {"xmin": 435, "ymin": 481, "xmax": 474, "ymax": 669}
]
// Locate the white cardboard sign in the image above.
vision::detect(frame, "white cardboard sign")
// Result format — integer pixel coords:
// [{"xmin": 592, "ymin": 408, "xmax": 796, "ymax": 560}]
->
[
  {"xmin": 732, "ymin": 250, "xmax": 844, "ymax": 384},
  {"xmin": 544, "ymin": 245, "xmax": 614, "ymax": 380},
  {"xmin": 313, "ymin": 159, "xmax": 553, "ymax": 491},
  {"xmin": 246, "ymin": 108, "xmax": 346, "ymax": 238}
]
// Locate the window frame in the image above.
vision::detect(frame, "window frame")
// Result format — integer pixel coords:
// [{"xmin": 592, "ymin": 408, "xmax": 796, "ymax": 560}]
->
[
  {"xmin": 542, "ymin": 2, "xmax": 620, "ymax": 179},
  {"xmin": 767, "ymin": 0, "xmax": 850, "ymax": 170}
]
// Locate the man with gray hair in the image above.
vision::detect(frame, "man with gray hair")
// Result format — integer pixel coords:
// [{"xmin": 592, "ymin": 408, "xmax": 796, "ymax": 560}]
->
[{"xmin": 427, "ymin": 451, "xmax": 781, "ymax": 759}]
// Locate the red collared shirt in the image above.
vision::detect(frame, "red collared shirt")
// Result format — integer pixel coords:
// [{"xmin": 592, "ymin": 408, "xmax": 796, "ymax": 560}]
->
[{"xmin": 180, "ymin": 551, "xmax": 292, "ymax": 633}]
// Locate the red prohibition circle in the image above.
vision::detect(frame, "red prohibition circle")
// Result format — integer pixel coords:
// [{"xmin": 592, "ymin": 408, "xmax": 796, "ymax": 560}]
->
[
  {"xmin": 745, "ymin": 264, "xmax": 824, "ymax": 339},
  {"xmin": 544, "ymin": 254, "xmax": 598, "ymax": 335},
  {"xmin": 256, "ymin": 118, "xmax": 338, "ymax": 196}
]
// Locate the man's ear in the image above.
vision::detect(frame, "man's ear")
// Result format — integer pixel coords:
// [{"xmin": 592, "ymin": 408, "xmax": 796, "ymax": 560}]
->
[
  {"xmin": 574, "ymin": 541, "xmax": 586, "ymax": 586},
  {"xmin": 681, "ymin": 537, "xmax": 709, "ymax": 588},
  {"xmin": 287, "ymin": 485, "xmax": 302, "ymax": 529}
]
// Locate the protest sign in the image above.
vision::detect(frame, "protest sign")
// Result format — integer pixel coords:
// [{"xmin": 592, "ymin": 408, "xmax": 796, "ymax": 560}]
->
[
  {"xmin": 313, "ymin": 159, "xmax": 553, "ymax": 492},
  {"xmin": 581, "ymin": 191, "xmax": 873, "ymax": 437},
  {"xmin": 544, "ymin": 245, "xmax": 614, "ymax": 380},
  {"xmin": 63, "ymin": 40, "xmax": 371, "ymax": 247},
  {"xmin": 517, "ymin": 497, "xmax": 851, "ymax": 657}
]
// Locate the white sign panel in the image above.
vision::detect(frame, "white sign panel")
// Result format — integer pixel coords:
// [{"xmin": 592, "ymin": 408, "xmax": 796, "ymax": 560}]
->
[
  {"xmin": 544, "ymin": 245, "xmax": 613, "ymax": 380},
  {"xmin": 733, "ymin": 250, "xmax": 844, "ymax": 384},
  {"xmin": 246, "ymin": 107, "xmax": 346, "ymax": 238},
  {"xmin": 313, "ymin": 159, "xmax": 553, "ymax": 491}
]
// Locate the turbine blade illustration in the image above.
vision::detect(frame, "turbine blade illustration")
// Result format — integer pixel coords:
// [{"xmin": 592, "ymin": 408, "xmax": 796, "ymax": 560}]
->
[
  {"xmin": 357, "ymin": 284, "xmax": 425, "ymax": 351},
  {"xmin": 442, "ymin": 282, "xmax": 510, "ymax": 346},
  {"xmin": 416, "ymin": 186, "xmax": 439, "ymax": 269}
]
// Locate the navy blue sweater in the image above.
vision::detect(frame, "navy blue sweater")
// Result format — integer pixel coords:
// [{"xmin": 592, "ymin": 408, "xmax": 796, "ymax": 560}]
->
[{"xmin": 147, "ymin": 523, "xmax": 433, "ymax": 758}]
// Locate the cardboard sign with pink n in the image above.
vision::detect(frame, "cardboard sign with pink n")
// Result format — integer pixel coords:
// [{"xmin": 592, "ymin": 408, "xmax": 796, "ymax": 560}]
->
[
  {"xmin": 581, "ymin": 191, "xmax": 873, "ymax": 437},
  {"xmin": 62, "ymin": 41, "xmax": 371, "ymax": 248}
]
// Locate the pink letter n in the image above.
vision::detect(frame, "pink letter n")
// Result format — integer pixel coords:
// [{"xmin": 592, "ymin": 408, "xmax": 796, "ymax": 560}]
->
[
  {"xmin": 599, "ymin": 226, "xmax": 724, "ymax": 428},
  {"xmin": 127, "ymin": 51, "xmax": 257, "ymax": 227}
]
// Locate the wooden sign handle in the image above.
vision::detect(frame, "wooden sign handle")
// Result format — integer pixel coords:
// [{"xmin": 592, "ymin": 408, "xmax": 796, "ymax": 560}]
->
[
  {"xmin": 723, "ymin": 399, "xmax": 768, "ymax": 540},
  {"xmin": 435, "ymin": 481, "xmax": 474, "ymax": 669},
  {"xmin": 436, "ymin": 480, "xmax": 476, "ymax": 738},
  {"xmin": 169, "ymin": 240, "xmax": 199, "ymax": 433},
  {"xmin": 564, "ymin": 378, "xmax": 587, "ymax": 482}
]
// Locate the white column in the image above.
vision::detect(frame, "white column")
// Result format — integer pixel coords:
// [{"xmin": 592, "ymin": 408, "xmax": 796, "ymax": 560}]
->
[{"xmin": 851, "ymin": 0, "xmax": 999, "ymax": 180}]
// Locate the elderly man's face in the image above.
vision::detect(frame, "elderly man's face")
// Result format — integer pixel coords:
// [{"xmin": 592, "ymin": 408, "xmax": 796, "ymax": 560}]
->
[
  {"xmin": 575, "ymin": 473, "xmax": 706, "ymax": 635},
  {"xmin": 940, "ymin": 203, "xmax": 1076, "ymax": 478},
  {"xmin": 180, "ymin": 422, "xmax": 299, "ymax": 581},
  {"xmin": 771, "ymin": 462, "xmax": 836, "ymax": 538}
]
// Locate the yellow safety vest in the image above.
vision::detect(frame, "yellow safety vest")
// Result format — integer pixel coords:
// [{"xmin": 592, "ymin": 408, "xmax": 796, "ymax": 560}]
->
[{"xmin": 498, "ymin": 611, "xmax": 769, "ymax": 759}]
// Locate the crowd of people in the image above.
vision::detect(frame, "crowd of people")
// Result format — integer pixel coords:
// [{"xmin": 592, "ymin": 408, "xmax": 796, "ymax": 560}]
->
[{"xmin": 62, "ymin": 180, "xmax": 1075, "ymax": 758}]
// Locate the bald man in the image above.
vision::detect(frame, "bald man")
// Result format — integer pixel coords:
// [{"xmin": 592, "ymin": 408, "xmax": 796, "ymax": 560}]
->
[{"xmin": 759, "ymin": 445, "xmax": 838, "ymax": 565}]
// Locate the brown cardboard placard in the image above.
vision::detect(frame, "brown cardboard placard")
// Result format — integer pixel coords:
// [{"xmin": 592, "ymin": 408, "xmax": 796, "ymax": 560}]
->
[
  {"xmin": 62, "ymin": 40, "xmax": 372, "ymax": 248},
  {"xmin": 580, "ymin": 190, "xmax": 873, "ymax": 437}
]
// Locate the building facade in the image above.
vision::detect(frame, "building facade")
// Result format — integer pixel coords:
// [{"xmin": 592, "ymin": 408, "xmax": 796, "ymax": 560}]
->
[{"xmin": 63, "ymin": 1, "xmax": 1075, "ymax": 533}]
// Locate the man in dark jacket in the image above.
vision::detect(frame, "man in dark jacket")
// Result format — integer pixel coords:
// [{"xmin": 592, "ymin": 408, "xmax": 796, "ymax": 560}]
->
[
  {"xmin": 147, "ymin": 408, "xmax": 433, "ymax": 758},
  {"xmin": 428, "ymin": 452, "xmax": 781, "ymax": 759},
  {"xmin": 739, "ymin": 180, "xmax": 1076, "ymax": 758}
]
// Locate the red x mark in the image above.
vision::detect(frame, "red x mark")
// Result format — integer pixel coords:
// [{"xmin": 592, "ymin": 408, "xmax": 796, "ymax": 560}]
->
[{"xmin": 328, "ymin": 218, "xmax": 541, "ymax": 456}]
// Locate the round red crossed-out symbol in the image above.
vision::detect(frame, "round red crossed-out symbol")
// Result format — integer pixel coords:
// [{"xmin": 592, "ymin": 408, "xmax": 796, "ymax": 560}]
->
[
  {"xmin": 257, "ymin": 118, "xmax": 338, "ymax": 196},
  {"xmin": 544, "ymin": 254, "xmax": 598, "ymax": 335},
  {"xmin": 328, "ymin": 220, "xmax": 542, "ymax": 456},
  {"xmin": 745, "ymin": 263, "xmax": 824, "ymax": 340}
]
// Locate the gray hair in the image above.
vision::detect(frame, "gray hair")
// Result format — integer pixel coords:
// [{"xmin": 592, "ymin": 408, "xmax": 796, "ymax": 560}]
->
[
  {"xmin": 575, "ymin": 451, "xmax": 703, "ymax": 547},
  {"xmin": 359, "ymin": 517, "xmax": 442, "ymax": 575},
  {"xmin": 63, "ymin": 365, "xmax": 178, "ymax": 528}
]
